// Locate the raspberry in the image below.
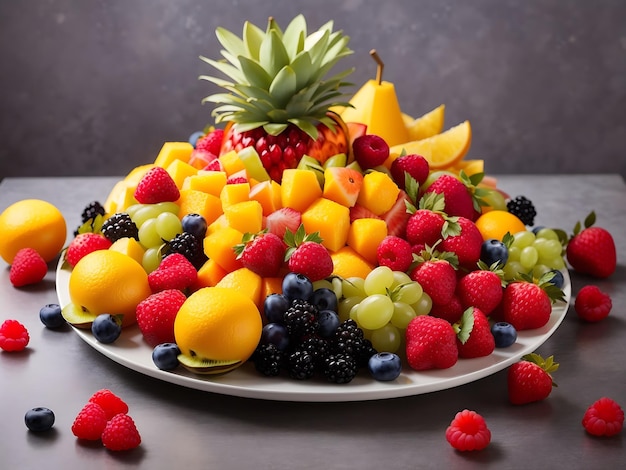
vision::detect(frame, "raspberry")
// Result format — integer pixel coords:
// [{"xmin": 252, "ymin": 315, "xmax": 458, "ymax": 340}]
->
[
  {"xmin": 226, "ymin": 176, "xmax": 248, "ymax": 184},
  {"xmin": 352, "ymin": 134, "xmax": 389, "ymax": 170},
  {"xmin": 101, "ymin": 413, "xmax": 141, "ymax": 451},
  {"xmin": 582, "ymin": 397, "xmax": 624, "ymax": 437},
  {"xmin": 445, "ymin": 409, "xmax": 491, "ymax": 451},
  {"xmin": 71, "ymin": 402, "xmax": 108, "ymax": 440},
  {"xmin": 0, "ymin": 319, "xmax": 30, "ymax": 352},
  {"xmin": 148, "ymin": 253, "xmax": 198, "ymax": 293},
  {"xmin": 575, "ymin": 285, "xmax": 612, "ymax": 322},
  {"xmin": 9, "ymin": 247, "xmax": 48, "ymax": 287},
  {"xmin": 376, "ymin": 235, "xmax": 413, "ymax": 272},
  {"xmin": 88, "ymin": 389, "xmax": 129, "ymax": 420},
  {"xmin": 66, "ymin": 232, "xmax": 112, "ymax": 267},
  {"xmin": 136, "ymin": 289, "xmax": 187, "ymax": 347}
]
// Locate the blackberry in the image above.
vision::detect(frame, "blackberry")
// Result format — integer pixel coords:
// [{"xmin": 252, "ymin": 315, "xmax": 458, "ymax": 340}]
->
[
  {"xmin": 286, "ymin": 350, "xmax": 316, "ymax": 380},
  {"xmin": 298, "ymin": 335, "xmax": 330, "ymax": 369},
  {"xmin": 331, "ymin": 319, "xmax": 365, "ymax": 357},
  {"xmin": 283, "ymin": 299, "xmax": 318, "ymax": 340},
  {"xmin": 252, "ymin": 343, "xmax": 284, "ymax": 376},
  {"xmin": 323, "ymin": 354, "xmax": 358, "ymax": 384},
  {"xmin": 163, "ymin": 232, "xmax": 207, "ymax": 269},
  {"xmin": 101, "ymin": 213, "xmax": 139, "ymax": 243},
  {"xmin": 507, "ymin": 196, "xmax": 537, "ymax": 226},
  {"xmin": 355, "ymin": 338, "xmax": 378, "ymax": 368},
  {"xmin": 80, "ymin": 201, "xmax": 105, "ymax": 223}
]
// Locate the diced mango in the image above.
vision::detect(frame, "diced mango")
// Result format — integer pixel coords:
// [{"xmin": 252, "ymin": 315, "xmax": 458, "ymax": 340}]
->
[
  {"xmin": 203, "ymin": 226, "xmax": 244, "ymax": 273},
  {"xmin": 281, "ymin": 169, "xmax": 322, "ymax": 212},
  {"xmin": 181, "ymin": 171, "xmax": 227, "ymax": 197},
  {"xmin": 207, "ymin": 214, "xmax": 229, "ymax": 235},
  {"xmin": 124, "ymin": 164, "xmax": 156, "ymax": 185},
  {"xmin": 331, "ymin": 246, "xmax": 375, "ymax": 279},
  {"xmin": 154, "ymin": 142, "xmax": 194, "ymax": 168},
  {"xmin": 323, "ymin": 167, "xmax": 363, "ymax": 207},
  {"xmin": 165, "ymin": 159, "xmax": 198, "ymax": 189},
  {"xmin": 224, "ymin": 200, "xmax": 263, "ymax": 234},
  {"xmin": 249, "ymin": 180, "xmax": 282, "ymax": 216},
  {"xmin": 356, "ymin": 171, "xmax": 400, "ymax": 215},
  {"xmin": 216, "ymin": 267, "xmax": 263, "ymax": 309},
  {"xmin": 109, "ymin": 237, "xmax": 145, "ymax": 265},
  {"xmin": 194, "ymin": 258, "xmax": 228, "ymax": 289},
  {"xmin": 220, "ymin": 182, "xmax": 251, "ymax": 208},
  {"xmin": 347, "ymin": 218, "xmax": 388, "ymax": 264},
  {"xmin": 177, "ymin": 189, "xmax": 223, "ymax": 225},
  {"xmin": 219, "ymin": 150, "xmax": 246, "ymax": 176},
  {"xmin": 301, "ymin": 197, "xmax": 350, "ymax": 252}
]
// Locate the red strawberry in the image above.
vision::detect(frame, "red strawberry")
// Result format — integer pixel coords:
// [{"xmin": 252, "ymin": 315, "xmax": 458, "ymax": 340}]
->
[
  {"xmin": 582, "ymin": 397, "xmax": 624, "ymax": 437},
  {"xmin": 66, "ymin": 233, "xmax": 112, "ymax": 267},
  {"xmin": 195, "ymin": 128, "xmax": 224, "ymax": 155},
  {"xmin": 285, "ymin": 225, "xmax": 333, "ymax": 282},
  {"xmin": 349, "ymin": 204, "xmax": 382, "ymax": 223},
  {"xmin": 405, "ymin": 209, "xmax": 446, "ymax": 246},
  {"xmin": 0, "ymin": 319, "xmax": 30, "ymax": 352},
  {"xmin": 502, "ymin": 273, "xmax": 564, "ymax": 330},
  {"xmin": 424, "ymin": 173, "xmax": 480, "ymax": 221},
  {"xmin": 9, "ymin": 247, "xmax": 47, "ymax": 287},
  {"xmin": 405, "ymin": 315, "xmax": 458, "ymax": 370},
  {"xmin": 454, "ymin": 307, "xmax": 495, "ymax": 359},
  {"xmin": 134, "ymin": 166, "xmax": 180, "ymax": 204},
  {"xmin": 429, "ymin": 294, "xmax": 464, "ymax": 324},
  {"xmin": 352, "ymin": 134, "xmax": 389, "ymax": 170},
  {"xmin": 265, "ymin": 207, "xmax": 302, "ymax": 239},
  {"xmin": 376, "ymin": 235, "xmax": 413, "ymax": 272},
  {"xmin": 381, "ymin": 190, "xmax": 412, "ymax": 238},
  {"xmin": 203, "ymin": 158, "xmax": 224, "ymax": 172},
  {"xmin": 71, "ymin": 402, "xmax": 108, "ymax": 440},
  {"xmin": 456, "ymin": 266, "xmax": 504, "ymax": 315},
  {"xmin": 445, "ymin": 409, "xmax": 491, "ymax": 451},
  {"xmin": 88, "ymin": 389, "xmax": 129, "ymax": 420},
  {"xmin": 188, "ymin": 149, "xmax": 217, "ymax": 169},
  {"xmin": 101, "ymin": 414, "xmax": 141, "ymax": 451},
  {"xmin": 148, "ymin": 253, "xmax": 197, "ymax": 293},
  {"xmin": 409, "ymin": 249, "xmax": 458, "ymax": 306},
  {"xmin": 390, "ymin": 154, "xmax": 430, "ymax": 189},
  {"xmin": 508, "ymin": 353, "xmax": 558, "ymax": 405},
  {"xmin": 234, "ymin": 232, "xmax": 286, "ymax": 277},
  {"xmin": 566, "ymin": 212, "xmax": 616, "ymax": 278},
  {"xmin": 440, "ymin": 216, "xmax": 483, "ymax": 270},
  {"xmin": 136, "ymin": 289, "xmax": 187, "ymax": 347}
]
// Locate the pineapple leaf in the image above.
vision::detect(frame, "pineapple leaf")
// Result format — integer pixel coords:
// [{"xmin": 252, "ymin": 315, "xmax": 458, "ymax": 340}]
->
[
  {"xmin": 199, "ymin": 75, "xmax": 234, "ymax": 89},
  {"xmin": 282, "ymin": 14, "xmax": 307, "ymax": 59},
  {"xmin": 259, "ymin": 30, "xmax": 290, "ymax": 78},
  {"xmin": 263, "ymin": 122, "xmax": 289, "ymax": 136},
  {"xmin": 269, "ymin": 66, "xmax": 297, "ymax": 108},
  {"xmin": 215, "ymin": 26, "xmax": 246, "ymax": 60},
  {"xmin": 287, "ymin": 118, "xmax": 319, "ymax": 140},
  {"xmin": 305, "ymin": 29, "xmax": 330, "ymax": 71},
  {"xmin": 243, "ymin": 21, "xmax": 265, "ymax": 61},
  {"xmin": 290, "ymin": 52, "xmax": 314, "ymax": 90},
  {"xmin": 235, "ymin": 121, "xmax": 271, "ymax": 133},
  {"xmin": 199, "ymin": 56, "xmax": 246, "ymax": 84},
  {"xmin": 238, "ymin": 56, "xmax": 273, "ymax": 89}
]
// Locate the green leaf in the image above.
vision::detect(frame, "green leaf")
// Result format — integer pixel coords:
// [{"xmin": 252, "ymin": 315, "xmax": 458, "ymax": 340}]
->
[
  {"xmin": 583, "ymin": 211, "xmax": 596, "ymax": 229},
  {"xmin": 238, "ymin": 56, "xmax": 273, "ymax": 89},
  {"xmin": 243, "ymin": 21, "xmax": 265, "ymax": 61},
  {"xmin": 282, "ymin": 14, "xmax": 307, "ymax": 59},
  {"xmin": 200, "ymin": 56, "xmax": 246, "ymax": 84},
  {"xmin": 215, "ymin": 26, "xmax": 246, "ymax": 59},
  {"xmin": 259, "ymin": 30, "xmax": 290, "ymax": 78},
  {"xmin": 269, "ymin": 65, "xmax": 297, "ymax": 108},
  {"xmin": 455, "ymin": 307, "xmax": 475, "ymax": 344}
]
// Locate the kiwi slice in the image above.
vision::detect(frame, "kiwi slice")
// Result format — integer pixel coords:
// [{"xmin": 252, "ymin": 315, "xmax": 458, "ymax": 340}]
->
[
  {"xmin": 61, "ymin": 303, "xmax": 98, "ymax": 329},
  {"xmin": 177, "ymin": 353, "xmax": 242, "ymax": 375}
]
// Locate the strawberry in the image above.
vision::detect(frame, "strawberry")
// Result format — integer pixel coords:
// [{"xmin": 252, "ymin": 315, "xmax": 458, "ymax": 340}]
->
[
  {"xmin": 405, "ymin": 315, "xmax": 458, "ymax": 370},
  {"xmin": 429, "ymin": 294, "xmax": 464, "ymax": 324},
  {"xmin": 71, "ymin": 402, "xmax": 108, "ymax": 440},
  {"xmin": 565, "ymin": 211, "xmax": 616, "ymax": 278},
  {"xmin": 390, "ymin": 154, "xmax": 430, "ymax": 189},
  {"xmin": 352, "ymin": 134, "xmax": 389, "ymax": 170},
  {"xmin": 405, "ymin": 209, "xmax": 446, "ymax": 247},
  {"xmin": 574, "ymin": 285, "xmax": 612, "ymax": 322},
  {"xmin": 424, "ymin": 172, "xmax": 487, "ymax": 221},
  {"xmin": 508, "ymin": 353, "xmax": 558, "ymax": 405},
  {"xmin": 101, "ymin": 414, "xmax": 141, "ymax": 451},
  {"xmin": 349, "ymin": 204, "xmax": 382, "ymax": 223},
  {"xmin": 376, "ymin": 235, "xmax": 413, "ymax": 272},
  {"xmin": 195, "ymin": 128, "xmax": 224, "ymax": 155},
  {"xmin": 203, "ymin": 158, "xmax": 224, "ymax": 172},
  {"xmin": 66, "ymin": 232, "xmax": 112, "ymax": 267},
  {"xmin": 9, "ymin": 247, "xmax": 48, "ymax": 287},
  {"xmin": 136, "ymin": 289, "xmax": 187, "ymax": 347},
  {"xmin": 134, "ymin": 166, "xmax": 180, "ymax": 204},
  {"xmin": 445, "ymin": 409, "xmax": 491, "ymax": 451},
  {"xmin": 582, "ymin": 397, "xmax": 624, "ymax": 437},
  {"xmin": 234, "ymin": 231, "xmax": 286, "ymax": 277},
  {"xmin": 456, "ymin": 263, "xmax": 505, "ymax": 315},
  {"xmin": 409, "ymin": 248, "xmax": 458, "ymax": 306},
  {"xmin": 88, "ymin": 389, "xmax": 129, "ymax": 420},
  {"xmin": 148, "ymin": 253, "xmax": 197, "ymax": 293},
  {"xmin": 454, "ymin": 307, "xmax": 495, "ymax": 359},
  {"xmin": 284, "ymin": 225, "xmax": 333, "ymax": 282},
  {"xmin": 440, "ymin": 216, "xmax": 483, "ymax": 270},
  {"xmin": 265, "ymin": 207, "xmax": 302, "ymax": 239},
  {"xmin": 381, "ymin": 190, "xmax": 412, "ymax": 238}
]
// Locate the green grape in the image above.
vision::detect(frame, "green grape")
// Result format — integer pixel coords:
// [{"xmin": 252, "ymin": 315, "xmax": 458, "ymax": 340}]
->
[
  {"xmin": 349, "ymin": 303, "xmax": 360, "ymax": 322},
  {"xmin": 512, "ymin": 230, "xmax": 535, "ymax": 249},
  {"xmin": 508, "ymin": 246, "xmax": 521, "ymax": 262},
  {"xmin": 481, "ymin": 188, "xmax": 508, "ymax": 211},
  {"xmin": 519, "ymin": 246, "xmax": 539, "ymax": 270},
  {"xmin": 133, "ymin": 206, "xmax": 162, "ymax": 227},
  {"xmin": 155, "ymin": 212, "xmax": 182, "ymax": 241},
  {"xmin": 392, "ymin": 281, "xmax": 423, "ymax": 305},
  {"xmin": 532, "ymin": 264, "xmax": 551, "ymax": 278},
  {"xmin": 356, "ymin": 294, "xmax": 394, "ymax": 330},
  {"xmin": 338, "ymin": 296, "xmax": 363, "ymax": 322},
  {"xmin": 534, "ymin": 238, "xmax": 562, "ymax": 260},
  {"xmin": 313, "ymin": 279, "xmax": 334, "ymax": 291},
  {"xmin": 535, "ymin": 228, "xmax": 559, "ymax": 241},
  {"xmin": 138, "ymin": 218, "xmax": 163, "ymax": 248},
  {"xmin": 411, "ymin": 292, "xmax": 432, "ymax": 316},
  {"xmin": 125, "ymin": 204, "xmax": 144, "ymax": 218},
  {"xmin": 364, "ymin": 266, "xmax": 395, "ymax": 295},
  {"xmin": 391, "ymin": 301, "xmax": 417, "ymax": 329},
  {"xmin": 342, "ymin": 277, "xmax": 366, "ymax": 298},
  {"xmin": 155, "ymin": 201, "xmax": 180, "ymax": 215},
  {"xmin": 390, "ymin": 271, "xmax": 412, "ymax": 289},
  {"xmin": 330, "ymin": 276, "xmax": 343, "ymax": 300},
  {"xmin": 142, "ymin": 245, "xmax": 162, "ymax": 273},
  {"xmin": 549, "ymin": 256, "xmax": 565, "ymax": 270},
  {"xmin": 503, "ymin": 260, "xmax": 524, "ymax": 280},
  {"xmin": 370, "ymin": 324, "xmax": 402, "ymax": 353}
]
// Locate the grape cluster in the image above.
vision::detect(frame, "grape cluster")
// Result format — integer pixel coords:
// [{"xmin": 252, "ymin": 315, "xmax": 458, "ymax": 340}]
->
[{"xmin": 503, "ymin": 228, "xmax": 565, "ymax": 281}]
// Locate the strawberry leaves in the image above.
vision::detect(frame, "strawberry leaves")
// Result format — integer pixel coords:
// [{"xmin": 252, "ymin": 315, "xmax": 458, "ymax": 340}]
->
[{"xmin": 283, "ymin": 224, "xmax": 323, "ymax": 261}]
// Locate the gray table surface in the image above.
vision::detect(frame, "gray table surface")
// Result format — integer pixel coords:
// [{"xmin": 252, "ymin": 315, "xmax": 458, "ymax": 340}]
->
[{"xmin": 1, "ymin": 174, "xmax": 625, "ymax": 469}]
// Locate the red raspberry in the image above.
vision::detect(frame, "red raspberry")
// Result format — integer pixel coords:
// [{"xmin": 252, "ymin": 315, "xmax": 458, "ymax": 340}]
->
[
  {"xmin": 66, "ymin": 233, "xmax": 112, "ymax": 267},
  {"xmin": 134, "ymin": 167, "xmax": 180, "ymax": 204},
  {"xmin": 136, "ymin": 289, "xmax": 187, "ymax": 347},
  {"xmin": 88, "ymin": 389, "xmax": 129, "ymax": 420},
  {"xmin": 445, "ymin": 409, "xmax": 491, "ymax": 451},
  {"xmin": 226, "ymin": 176, "xmax": 248, "ymax": 184},
  {"xmin": 71, "ymin": 402, "xmax": 108, "ymax": 440},
  {"xmin": 195, "ymin": 128, "xmax": 224, "ymax": 156},
  {"xmin": 390, "ymin": 154, "xmax": 430, "ymax": 189},
  {"xmin": 575, "ymin": 285, "xmax": 612, "ymax": 322},
  {"xmin": 352, "ymin": 134, "xmax": 389, "ymax": 170},
  {"xmin": 9, "ymin": 247, "xmax": 48, "ymax": 287},
  {"xmin": 148, "ymin": 253, "xmax": 197, "ymax": 293},
  {"xmin": 0, "ymin": 319, "xmax": 30, "ymax": 351},
  {"xmin": 101, "ymin": 414, "xmax": 141, "ymax": 451},
  {"xmin": 582, "ymin": 397, "xmax": 624, "ymax": 437},
  {"xmin": 376, "ymin": 235, "xmax": 413, "ymax": 272}
]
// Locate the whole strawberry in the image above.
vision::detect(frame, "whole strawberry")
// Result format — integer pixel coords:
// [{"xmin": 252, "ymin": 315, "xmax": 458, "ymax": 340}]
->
[
  {"xmin": 134, "ymin": 166, "xmax": 180, "ymax": 204},
  {"xmin": 376, "ymin": 235, "xmax": 413, "ymax": 272},
  {"xmin": 502, "ymin": 272, "xmax": 564, "ymax": 330},
  {"xmin": 405, "ymin": 315, "xmax": 458, "ymax": 370},
  {"xmin": 136, "ymin": 289, "xmax": 187, "ymax": 347},
  {"xmin": 440, "ymin": 216, "xmax": 483, "ymax": 270},
  {"xmin": 148, "ymin": 253, "xmax": 197, "ymax": 293},
  {"xmin": 454, "ymin": 307, "xmax": 495, "ymax": 359},
  {"xmin": 284, "ymin": 225, "xmax": 333, "ymax": 282},
  {"xmin": 429, "ymin": 294, "xmax": 464, "ymax": 324},
  {"xmin": 456, "ymin": 263, "xmax": 505, "ymax": 315},
  {"xmin": 195, "ymin": 128, "xmax": 224, "ymax": 155},
  {"xmin": 66, "ymin": 233, "xmax": 112, "ymax": 267},
  {"xmin": 566, "ymin": 211, "xmax": 616, "ymax": 278},
  {"xmin": 234, "ymin": 231, "xmax": 286, "ymax": 277},
  {"xmin": 508, "ymin": 353, "xmax": 558, "ymax": 405},
  {"xmin": 390, "ymin": 154, "xmax": 430, "ymax": 189},
  {"xmin": 423, "ymin": 173, "xmax": 481, "ymax": 221},
  {"xmin": 9, "ymin": 247, "xmax": 48, "ymax": 287},
  {"xmin": 409, "ymin": 248, "xmax": 458, "ymax": 306}
]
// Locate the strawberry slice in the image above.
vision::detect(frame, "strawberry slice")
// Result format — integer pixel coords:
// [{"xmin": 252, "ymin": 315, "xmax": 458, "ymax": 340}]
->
[
  {"xmin": 382, "ymin": 190, "xmax": 411, "ymax": 238},
  {"xmin": 349, "ymin": 204, "xmax": 382, "ymax": 223},
  {"xmin": 265, "ymin": 207, "xmax": 302, "ymax": 239}
]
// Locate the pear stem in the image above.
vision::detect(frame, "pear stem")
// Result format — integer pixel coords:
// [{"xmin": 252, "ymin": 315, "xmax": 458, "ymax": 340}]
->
[{"xmin": 370, "ymin": 49, "xmax": 384, "ymax": 85}]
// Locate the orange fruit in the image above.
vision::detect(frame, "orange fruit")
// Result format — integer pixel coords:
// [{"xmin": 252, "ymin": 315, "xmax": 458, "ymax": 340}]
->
[
  {"xmin": 0, "ymin": 199, "xmax": 67, "ymax": 264},
  {"xmin": 68, "ymin": 250, "xmax": 151, "ymax": 327},
  {"xmin": 174, "ymin": 287, "xmax": 262, "ymax": 367},
  {"xmin": 403, "ymin": 104, "xmax": 446, "ymax": 141},
  {"xmin": 474, "ymin": 210, "xmax": 527, "ymax": 241}
]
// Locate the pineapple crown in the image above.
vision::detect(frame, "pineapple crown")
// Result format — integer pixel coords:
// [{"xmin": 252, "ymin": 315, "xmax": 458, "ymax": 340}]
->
[{"xmin": 200, "ymin": 15, "xmax": 354, "ymax": 139}]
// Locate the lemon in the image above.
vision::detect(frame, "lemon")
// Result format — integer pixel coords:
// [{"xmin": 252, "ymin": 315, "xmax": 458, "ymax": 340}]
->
[{"xmin": 475, "ymin": 210, "xmax": 527, "ymax": 241}]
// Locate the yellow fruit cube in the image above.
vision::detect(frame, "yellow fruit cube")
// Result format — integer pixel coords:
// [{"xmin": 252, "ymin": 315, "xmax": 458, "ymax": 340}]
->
[
  {"xmin": 347, "ymin": 218, "xmax": 388, "ymax": 264},
  {"xmin": 177, "ymin": 189, "xmax": 223, "ymax": 225},
  {"xmin": 154, "ymin": 142, "xmax": 194, "ymax": 168},
  {"xmin": 356, "ymin": 171, "xmax": 400, "ymax": 215},
  {"xmin": 195, "ymin": 258, "xmax": 228, "ymax": 288},
  {"xmin": 203, "ymin": 226, "xmax": 244, "ymax": 273},
  {"xmin": 248, "ymin": 180, "xmax": 282, "ymax": 215},
  {"xmin": 220, "ymin": 182, "xmax": 251, "ymax": 208},
  {"xmin": 216, "ymin": 267, "xmax": 263, "ymax": 309},
  {"xmin": 109, "ymin": 237, "xmax": 145, "ymax": 265},
  {"xmin": 224, "ymin": 200, "xmax": 263, "ymax": 234},
  {"xmin": 165, "ymin": 159, "xmax": 198, "ymax": 189},
  {"xmin": 219, "ymin": 150, "xmax": 246, "ymax": 176},
  {"xmin": 301, "ymin": 198, "xmax": 350, "ymax": 252},
  {"xmin": 323, "ymin": 167, "xmax": 363, "ymax": 208},
  {"xmin": 123, "ymin": 164, "xmax": 156, "ymax": 185},
  {"xmin": 331, "ymin": 246, "xmax": 374, "ymax": 279},
  {"xmin": 207, "ymin": 214, "xmax": 229, "ymax": 235},
  {"xmin": 281, "ymin": 169, "xmax": 322, "ymax": 212},
  {"xmin": 181, "ymin": 171, "xmax": 227, "ymax": 197}
]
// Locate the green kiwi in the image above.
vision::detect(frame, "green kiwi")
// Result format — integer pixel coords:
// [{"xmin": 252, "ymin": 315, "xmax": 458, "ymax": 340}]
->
[
  {"xmin": 61, "ymin": 303, "xmax": 97, "ymax": 329},
  {"xmin": 177, "ymin": 353, "xmax": 242, "ymax": 375}
]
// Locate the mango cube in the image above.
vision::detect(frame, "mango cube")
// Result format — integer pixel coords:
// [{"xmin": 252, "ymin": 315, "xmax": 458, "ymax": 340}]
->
[
  {"xmin": 195, "ymin": 258, "xmax": 228, "ymax": 288},
  {"xmin": 347, "ymin": 218, "xmax": 388, "ymax": 264},
  {"xmin": 216, "ymin": 267, "xmax": 263, "ymax": 309},
  {"xmin": 224, "ymin": 200, "xmax": 263, "ymax": 234},
  {"xmin": 331, "ymin": 246, "xmax": 375, "ymax": 279},
  {"xmin": 109, "ymin": 237, "xmax": 145, "ymax": 265},
  {"xmin": 165, "ymin": 159, "xmax": 198, "ymax": 189},
  {"xmin": 219, "ymin": 150, "xmax": 246, "ymax": 176},
  {"xmin": 154, "ymin": 142, "xmax": 194, "ymax": 168},
  {"xmin": 181, "ymin": 171, "xmax": 227, "ymax": 197},
  {"xmin": 249, "ymin": 180, "xmax": 282, "ymax": 215},
  {"xmin": 220, "ymin": 182, "xmax": 251, "ymax": 208},
  {"xmin": 301, "ymin": 197, "xmax": 350, "ymax": 252},
  {"xmin": 356, "ymin": 171, "xmax": 400, "ymax": 215},
  {"xmin": 177, "ymin": 189, "xmax": 223, "ymax": 225},
  {"xmin": 203, "ymin": 226, "xmax": 244, "ymax": 273},
  {"xmin": 281, "ymin": 169, "xmax": 322, "ymax": 212}
]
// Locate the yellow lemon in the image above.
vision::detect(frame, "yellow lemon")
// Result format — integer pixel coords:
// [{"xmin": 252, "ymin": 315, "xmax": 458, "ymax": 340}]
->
[{"xmin": 475, "ymin": 210, "xmax": 527, "ymax": 241}]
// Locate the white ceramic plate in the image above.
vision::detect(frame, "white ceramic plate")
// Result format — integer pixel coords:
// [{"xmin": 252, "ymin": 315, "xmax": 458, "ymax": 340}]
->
[{"xmin": 56, "ymin": 260, "xmax": 570, "ymax": 402}]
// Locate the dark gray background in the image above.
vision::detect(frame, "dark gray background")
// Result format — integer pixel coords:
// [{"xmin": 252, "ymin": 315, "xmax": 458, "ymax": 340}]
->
[{"xmin": 1, "ymin": 0, "xmax": 625, "ymax": 180}]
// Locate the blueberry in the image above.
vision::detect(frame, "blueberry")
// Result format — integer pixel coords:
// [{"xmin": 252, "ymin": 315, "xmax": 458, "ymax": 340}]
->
[
  {"xmin": 532, "ymin": 225, "xmax": 546, "ymax": 235},
  {"xmin": 316, "ymin": 309, "xmax": 340, "ymax": 338},
  {"xmin": 263, "ymin": 293, "xmax": 290, "ymax": 324},
  {"xmin": 491, "ymin": 322, "xmax": 517, "ymax": 348},
  {"xmin": 368, "ymin": 352, "xmax": 402, "ymax": 381},
  {"xmin": 152, "ymin": 343, "xmax": 181, "ymax": 370},
  {"xmin": 39, "ymin": 303, "xmax": 65, "ymax": 329},
  {"xmin": 282, "ymin": 272, "xmax": 313, "ymax": 302},
  {"xmin": 188, "ymin": 131, "xmax": 205, "ymax": 148},
  {"xmin": 310, "ymin": 288, "xmax": 338, "ymax": 313},
  {"xmin": 91, "ymin": 314, "xmax": 122, "ymax": 344},
  {"xmin": 181, "ymin": 213, "xmax": 208, "ymax": 240},
  {"xmin": 260, "ymin": 323, "xmax": 290, "ymax": 350},
  {"xmin": 480, "ymin": 239, "xmax": 509, "ymax": 267},
  {"xmin": 547, "ymin": 269, "xmax": 564, "ymax": 289},
  {"xmin": 25, "ymin": 407, "xmax": 55, "ymax": 432}
]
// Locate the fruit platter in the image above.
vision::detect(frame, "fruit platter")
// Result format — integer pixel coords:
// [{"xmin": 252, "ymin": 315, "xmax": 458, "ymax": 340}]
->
[{"xmin": 6, "ymin": 14, "xmax": 597, "ymax": 402}]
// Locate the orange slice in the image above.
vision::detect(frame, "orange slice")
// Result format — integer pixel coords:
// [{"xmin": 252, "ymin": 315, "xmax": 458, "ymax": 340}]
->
[
  {"xmin": 389, "ymin": 120, "xmax": 472, "ymax": 170},
  {"xmin": 404, "ymin": 104, "xmax": 446, "ymax": 141}
]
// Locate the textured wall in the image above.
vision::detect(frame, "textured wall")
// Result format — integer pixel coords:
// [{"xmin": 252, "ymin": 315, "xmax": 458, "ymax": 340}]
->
[{"xmin": 1, "ymin": 0, "xmax": 625, "ymax": 179}]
